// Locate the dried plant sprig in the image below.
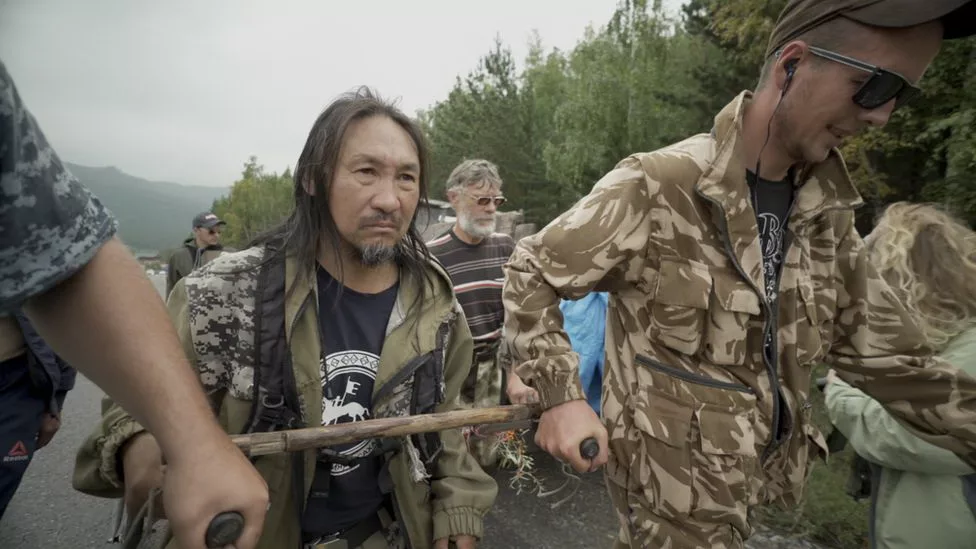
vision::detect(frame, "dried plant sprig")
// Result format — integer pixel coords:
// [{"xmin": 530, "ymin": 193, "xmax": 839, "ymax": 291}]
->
[{"xmin": 470, "ymin": 427, "xmax": 585, "ymax": 509}]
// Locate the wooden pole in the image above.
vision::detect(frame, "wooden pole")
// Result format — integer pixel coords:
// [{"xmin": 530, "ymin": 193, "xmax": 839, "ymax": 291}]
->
[{"xmin": 229, "ymin": 404, "xmax": 540, "ymax": 457}]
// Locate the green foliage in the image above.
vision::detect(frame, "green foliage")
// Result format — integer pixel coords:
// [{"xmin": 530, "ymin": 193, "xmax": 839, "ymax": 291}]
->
[
  {"xmin": 211, "ymin": 156, "xmax": 294, "ymax": 249},
  {"xmin": 417, "ymin": 0, "xmax": 975, "ymax": 233}
]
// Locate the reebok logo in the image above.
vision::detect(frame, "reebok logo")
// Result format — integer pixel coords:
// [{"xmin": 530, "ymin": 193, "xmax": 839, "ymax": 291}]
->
[{"xmin": 2, "ymin": 441, "xmax": 29, "ymax": 463}]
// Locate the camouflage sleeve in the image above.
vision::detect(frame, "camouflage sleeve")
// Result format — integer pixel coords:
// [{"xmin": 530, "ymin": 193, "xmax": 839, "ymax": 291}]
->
[
  {"xmin": 827, "ymin": 212, "xmax": 976, "ymax": 467},
  {"xmin": 824, "ymin": 378, "xmax": 973, "ymax": 475},
  {"xmin": 0, "ymin": 59, "xmax": 117, "ymax": 313},
  {"xmin": 502, "ymin": 156, "xmax": 655, "ymax": 410}
]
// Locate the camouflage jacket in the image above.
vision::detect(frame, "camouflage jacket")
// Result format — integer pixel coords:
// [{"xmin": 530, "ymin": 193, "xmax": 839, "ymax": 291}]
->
[
  {"xmin": 502, "ymin": 91, "xmax": 976, "ymax": 508},
  {"xmin": 74, "ymin": 247, "xmax": 497, "ymax": 549}
]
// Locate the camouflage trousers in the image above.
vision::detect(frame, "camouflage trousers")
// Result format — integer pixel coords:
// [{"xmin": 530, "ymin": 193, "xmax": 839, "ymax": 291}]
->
[{"xmin": 455, "ymin": 347, "xmax": 504, "ymax": 468}]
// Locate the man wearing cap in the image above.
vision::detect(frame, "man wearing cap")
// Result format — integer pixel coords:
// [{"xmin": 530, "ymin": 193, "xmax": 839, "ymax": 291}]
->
[
  {"xmin": 165, "ymin": 212, "xmax": 228, "ymax": 297},
  {"xmin": 501, "ymin": 1, "xmax": 976, "ymax": 547}
]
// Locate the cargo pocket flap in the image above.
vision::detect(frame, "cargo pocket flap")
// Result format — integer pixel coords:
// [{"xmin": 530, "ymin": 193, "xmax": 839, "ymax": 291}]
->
[
  {"xmin": 653, "ymin": 258, "xmax": 712, "ymax": 309},
  {"xmin": 697, "ymin": 406, "xmax": 757, "ymax": 457},
  {"xmin": 804, "ymin": 422, "xmax": 829, "ymax": 462},
  {"xmin": 632, "ymin": 389, "xmax": 693, "ymax": 449},
  {"xmin": 711, "ymin": 272, "xmax": 761, "ymax": 315}
]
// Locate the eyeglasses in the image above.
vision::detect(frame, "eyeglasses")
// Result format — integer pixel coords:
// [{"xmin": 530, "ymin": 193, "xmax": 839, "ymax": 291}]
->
[
  {"xmin": 466, "ymin": 193, "xmax": 506, "ymax": 207},
  {"xmin": 807, "ymin": 46, "xmax": 921, "ymax": 111}
]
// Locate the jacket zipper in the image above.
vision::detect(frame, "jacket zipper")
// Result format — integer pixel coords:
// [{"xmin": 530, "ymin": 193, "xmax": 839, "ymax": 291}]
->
[
  {"xmin": 373, "ymin": 353, "xmax": 431, "ymax": 406},
  {"xmin": 636, "ymin": 354, "xmax": 755, "ymax": 394},
  {"xmin": 695, "ymin": 187, "xmax": 784, "ymax": 466}
]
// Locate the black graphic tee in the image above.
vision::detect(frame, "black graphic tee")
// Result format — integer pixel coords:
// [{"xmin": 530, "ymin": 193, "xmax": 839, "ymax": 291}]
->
[
  {"xmin": 746, "ymin": 170, "xmax": 794, "ymax": 359},
  {"xmin": 301, "ymin": 265, "xmax": 399, "ymax": 538}
]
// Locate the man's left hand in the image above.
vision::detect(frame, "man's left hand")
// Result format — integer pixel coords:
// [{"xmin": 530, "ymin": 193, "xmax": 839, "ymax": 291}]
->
[
  {"xmin": 36, "ymin": 412, "xmax": 61, "ymax": 450},
  {"xmin": 434, "ymin": 535, "xmax": 476, "ymax": 549}
]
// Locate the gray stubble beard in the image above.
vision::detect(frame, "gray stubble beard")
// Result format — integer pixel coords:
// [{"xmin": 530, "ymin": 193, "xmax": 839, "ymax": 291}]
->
[{"xmin": 355, "ymin": 243, "xmax": 401, "ymax": 268}]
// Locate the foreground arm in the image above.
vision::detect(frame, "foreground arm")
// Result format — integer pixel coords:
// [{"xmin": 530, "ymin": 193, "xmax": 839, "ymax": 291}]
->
[
  {"xmin": 431, "ymin": 304, "xmax": 498, "ymax": 546},
  {"xmin": 825, "ymin": 376, "xmax": 974, "ymax": 474},
  {"xmin": 0, "ymin": 59, "xmax": 266, "ymax": 549},
  {"xmin": 502, "ymin": 156, "xmax": 655, "ymax": 471},
  {"xmin": 827, "ymin": 212, "xmax": 976, "ymax": 467}
]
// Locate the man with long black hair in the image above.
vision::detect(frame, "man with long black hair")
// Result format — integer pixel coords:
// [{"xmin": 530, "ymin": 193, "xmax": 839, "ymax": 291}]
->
[{"xmin": 75, "ymin": 87, "xmax": 497, "ymax": 549}]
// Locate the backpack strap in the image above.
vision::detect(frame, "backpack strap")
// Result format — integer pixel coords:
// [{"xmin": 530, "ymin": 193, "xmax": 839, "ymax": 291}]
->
[
  {"xmin": 241, "ymin": 247, "xmax": 308, "ymax": 532},
  {"xmin": 244, "ymin": 247, "xmax": 303, "ymax": 434}
]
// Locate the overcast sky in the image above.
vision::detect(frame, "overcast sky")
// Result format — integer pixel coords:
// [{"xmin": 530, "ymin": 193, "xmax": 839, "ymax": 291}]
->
[{"xmin": 0, "ymin": 0, "xmax": 685, "ymax": 188}]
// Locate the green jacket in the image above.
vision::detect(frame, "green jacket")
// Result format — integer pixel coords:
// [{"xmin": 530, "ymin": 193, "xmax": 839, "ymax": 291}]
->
[
  {"xmin": 73, "ymin": 246, "xmax": 498, "ymax": 549},
  {"xmin": 165, "ymin": 236, "xmax": 225, "ymax": 298},
  {"xmin": 825, "ymin": 326, "xmax": 976, "ymax": 549}
]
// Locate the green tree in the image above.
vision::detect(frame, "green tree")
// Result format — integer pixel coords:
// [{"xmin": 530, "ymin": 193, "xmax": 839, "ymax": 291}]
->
[{"xmin": 212, "ymin": 156, "xmax": 294, "ymax": 248}]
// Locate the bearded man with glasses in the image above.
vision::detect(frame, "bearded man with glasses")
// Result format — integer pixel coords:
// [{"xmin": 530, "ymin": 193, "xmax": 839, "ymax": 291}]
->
[
  {"xmin": 427, "ymin": 159, "xmax": 515, "ymax": 469},
  {"xmin": 500, "ymin": 1, "xmax": 976, "ymax": 548}
]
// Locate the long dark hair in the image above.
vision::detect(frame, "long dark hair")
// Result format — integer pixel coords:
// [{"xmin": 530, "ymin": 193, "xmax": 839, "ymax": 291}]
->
[{"xmin": 248, "ymin": 86, "xmax": 435, "ymax": 319}]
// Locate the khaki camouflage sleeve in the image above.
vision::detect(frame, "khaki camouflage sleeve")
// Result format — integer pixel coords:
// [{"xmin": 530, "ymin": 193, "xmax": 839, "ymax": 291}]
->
[
  {"xmin": 827, "ymin": 212, "xmax": 976, "ymax": 467},
  {"xmin": 502, "ymin": 156, "xmax": 654, "ymax": 410},
  {"xmin": 824, "ymin": 379, "xmax": 973, "ymax": 475},
  {"xmin": 430, "ymin": 303, "xmax": 498, "ymax": 541}
]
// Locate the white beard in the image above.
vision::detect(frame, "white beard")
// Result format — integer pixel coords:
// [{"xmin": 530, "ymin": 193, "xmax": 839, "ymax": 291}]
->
[{"xmin": 459, "ymin": 212, "xmax": 496, "ymax": 240}]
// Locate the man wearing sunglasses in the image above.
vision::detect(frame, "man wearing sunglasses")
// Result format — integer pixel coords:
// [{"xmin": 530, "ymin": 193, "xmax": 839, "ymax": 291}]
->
[
  {"xmin": 501, "ymin": 1, "xmax": 976, "ymax": 548},
  {"xmin": 164, "ymin": 212, "xmax": 228, "ymax": 297},
  {"xmin": 427, "ymin": 159, "xmax": 515, "ymax": 468}
]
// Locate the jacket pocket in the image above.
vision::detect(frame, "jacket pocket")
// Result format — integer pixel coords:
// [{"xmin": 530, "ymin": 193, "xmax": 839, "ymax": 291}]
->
[
  {"xmin": 795, "ymin": 276, "xmax": 826, "ymax": 365},
  {"xmin": 649, "ymin": 258, "xmax": 712, "ymax": 356},
  {"xmin": 629, "ymin": 354, "xmax": 758, "ymax": 530},
  {"xmin": 702, "ymin": 271, "xmax": 762, "ymax": 366}
]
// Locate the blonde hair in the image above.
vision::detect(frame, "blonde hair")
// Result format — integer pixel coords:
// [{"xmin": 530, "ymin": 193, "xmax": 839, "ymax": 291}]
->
[{"xmin": 866, "ymin": 202, "xmax": 976, "ymax": 349}]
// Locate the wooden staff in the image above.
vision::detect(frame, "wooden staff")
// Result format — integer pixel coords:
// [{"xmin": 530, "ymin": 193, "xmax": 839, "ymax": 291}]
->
[
  {"xmin": 228, "ymin": 404, "xmax": 541, "ymax": 457},
  {"xmin": 204, "ymin": 405, "xmax": 600, "ymax": 548}
]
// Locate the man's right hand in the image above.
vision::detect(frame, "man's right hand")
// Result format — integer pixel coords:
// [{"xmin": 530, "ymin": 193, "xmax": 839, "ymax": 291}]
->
[
  {"xmin": 161, "ymin": 432, "xmax": 268, "ymax": 549},
  {"xmin": 534, "ymin": 399, "xmax": 609, "ymax": 474}
]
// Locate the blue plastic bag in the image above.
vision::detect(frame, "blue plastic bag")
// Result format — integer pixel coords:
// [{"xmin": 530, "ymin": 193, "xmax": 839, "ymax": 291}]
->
[{"xmin": 559, "ymin": 292, "xmax": 608, "ymax": 415}]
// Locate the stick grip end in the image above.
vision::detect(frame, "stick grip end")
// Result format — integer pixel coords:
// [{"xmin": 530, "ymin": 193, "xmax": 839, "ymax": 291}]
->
[{"xmin": 205, "ymin": 511, "xmax": 244, "ymax": 548}]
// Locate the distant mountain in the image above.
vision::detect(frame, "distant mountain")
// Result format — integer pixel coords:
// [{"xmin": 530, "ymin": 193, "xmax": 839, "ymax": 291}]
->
[{"xmin": 64, "ymin": 162, "xmax": 230, "ymax": 253}]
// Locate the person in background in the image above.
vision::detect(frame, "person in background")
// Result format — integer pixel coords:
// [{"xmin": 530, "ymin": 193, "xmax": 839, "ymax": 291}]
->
[
  {"xmin": 165, "ymin": 212, "xmax": 227, "ymax": 297},
  {"xmin": 0, "ymin": 312, "xmax": 75, "ymax": 519},
  {"xmin": 427, "ymin": 159, "xmax": 515, "ymax": 469},
  {"xmin": 501, "ymin": 2, "xmax": 976, "ymax": 547},
  {"xmin": 823, "ymin": 201, "xmax": 976, "ymax": 549},
  {"xmin": 74, "ymin": 87, "xmax": 497, "ymax": 549}
]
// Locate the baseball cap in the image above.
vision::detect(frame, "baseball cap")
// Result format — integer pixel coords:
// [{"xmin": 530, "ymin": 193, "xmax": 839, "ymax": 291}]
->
[
  {"xmin": 765, "ymin": 0, "xmax": 976, "ymax": 58},
  {"xmin": 192, "ymin": 212, "xmax": 226, "ymax": 230}
]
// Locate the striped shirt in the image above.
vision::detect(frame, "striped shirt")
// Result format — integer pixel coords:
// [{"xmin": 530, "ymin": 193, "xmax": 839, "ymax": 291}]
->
[{"xmin": 427, "ymin": 230, "xmax": 515, "ymax": 355}]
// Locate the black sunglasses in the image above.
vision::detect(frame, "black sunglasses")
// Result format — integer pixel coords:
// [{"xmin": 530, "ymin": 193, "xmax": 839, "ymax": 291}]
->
[{"xmin": 806, "ymin": 46, "xmax": 921, "ymax": 111}]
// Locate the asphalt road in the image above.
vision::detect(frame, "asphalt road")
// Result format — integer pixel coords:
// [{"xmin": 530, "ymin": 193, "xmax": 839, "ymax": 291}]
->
[{"xmin": 0, "ymin": 273, "xmax": 619, "ymax": 548}]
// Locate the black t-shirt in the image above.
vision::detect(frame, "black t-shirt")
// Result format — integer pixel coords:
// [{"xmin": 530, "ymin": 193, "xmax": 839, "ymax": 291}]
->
[
  {"xmin": 301, "ymin": 265, "xmax": 399, "ymax": 539},
  {"xmin": 746, "ymin": 170, "xmax": 794, "ymax": 362}
]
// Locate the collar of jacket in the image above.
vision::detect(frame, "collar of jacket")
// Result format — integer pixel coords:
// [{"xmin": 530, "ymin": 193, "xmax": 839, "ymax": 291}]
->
[
  {"xmin": 281, "ymin": 247, "xmax": 459, "ymax": 350},
  {"xmin": 698, "ymin": 90, "xmax": 865, "ymax": 226}
]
